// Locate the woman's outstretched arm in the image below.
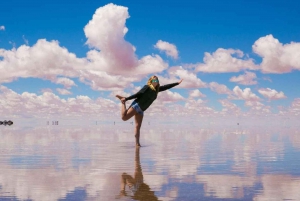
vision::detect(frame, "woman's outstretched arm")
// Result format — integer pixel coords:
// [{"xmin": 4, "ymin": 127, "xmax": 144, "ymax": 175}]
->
[
  {"xmin": 158, "ymin": 79, "xmax": 183, "ymax": 92},
  {"xmin": 125, "ymin": 85, "xmax": 149, "ymax": 101}
]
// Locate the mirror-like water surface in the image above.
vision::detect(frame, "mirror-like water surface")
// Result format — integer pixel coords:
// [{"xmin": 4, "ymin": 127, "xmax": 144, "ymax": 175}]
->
[{"xmin": 0, "ymin": 123, "xmax": 300, "ymax": 201}]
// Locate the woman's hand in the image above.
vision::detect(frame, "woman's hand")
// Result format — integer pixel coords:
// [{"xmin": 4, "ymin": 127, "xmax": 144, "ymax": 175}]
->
[
  {"xmin": 178, "ymin": 79, "xmax": 183, "ymax": 84},
  {"xmin": 121, "ymin": 97, "xmax": 126, "ymax": 104}
]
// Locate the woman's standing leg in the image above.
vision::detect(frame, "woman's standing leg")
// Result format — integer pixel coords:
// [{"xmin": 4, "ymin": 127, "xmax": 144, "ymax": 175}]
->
[{"xmin": 134, "ymin": 114, "xmax": 143, "ymax": 147}]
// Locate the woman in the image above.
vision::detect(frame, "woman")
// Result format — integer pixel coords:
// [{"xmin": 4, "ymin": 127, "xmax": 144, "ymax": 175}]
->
[{"xmin": 116, "ymin": 75, "xmax": 183, "ymax": 147}]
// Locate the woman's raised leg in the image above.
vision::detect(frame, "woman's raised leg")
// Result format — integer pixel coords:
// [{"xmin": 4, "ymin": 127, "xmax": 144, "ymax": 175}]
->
[
  {"xmin": 122, "ymin": 106, "xmax": 137, "ymax": 121},
  {"xmin": 116, "ymin": 95, "xmax": 137, "ymax": 121}
]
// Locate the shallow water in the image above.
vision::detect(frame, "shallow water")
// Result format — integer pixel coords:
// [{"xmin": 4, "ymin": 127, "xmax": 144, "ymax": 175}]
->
[{"xmin": 0, "ymin": 123, "xmax": 300, "ymax": 201}]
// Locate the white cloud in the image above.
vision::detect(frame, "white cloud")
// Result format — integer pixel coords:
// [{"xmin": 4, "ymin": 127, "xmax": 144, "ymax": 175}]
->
[
  {"xmin": 0, "ymin": 4, "xmax": 168, "ymax": 92},
  {"xmin": 84, "ymin": 4, "xmax": 138, "ymax": 74},
  {"xmin": 0, "ymin": 85, "xmax": 118, "ymax": 118},
  {"xmin": 154, "ymin": 40, "xmax": 179, "ymax": 59},
  {"xmin": 229, "ymin": 71, "xmax": 257, "ymax": 85},
  {"xmin": 230, "ymin": 86, "xmax": 271, "ymax": 115},
  {"xmin": 288, "ymin": 98, "xmax": 300, "ymax": 116},
  {"xmin": 73, "ymin": 3, "xmax": 168, "ymax": 81},
  {"xmin": 41, "ymin": 88, "xmax": 53, "ymax": 93},
  {"xmin": 159, "ymin": 66, "xmax": 207, "ymax": 89},
  {"xmin": 209, "ymin": 82, "xmax": 232, "ymax": 95},
  {"xmin": 84, "ymin": 4, "xmax": 129, "ymax": 51},
  {"xmin": 0, "ymin": 39, "xmax": 86, "ymax": 83},
  {"xmin": 184, "ymin": 98, "xmax": 216, "ymax": 116},
  {"xmin": 219, "ymin": 99, "xmax": 241, "ymax": 115},
  {"xmin": 156, "ymin": 90, "xmax": 185, "ymax": 103},
  {"xmin": 258, "ymin": 88, "xmax": 287, "ymax": 100},
  {"xmin": 54, "ymin": 77, "xmax": 77, "ymax": 89},
  {"xmin": 189, "ymin": 89, "xmax": 206, "ymax": 98},
  {"xmin": 232, "ymin": 86, "xmax": 260, "ymax": 102},
  {"xmin": 78, "ymin": 70, "xmax": 137, "ymax": 91},
  {"xmin": 145, "ymin": 92, "xmax": 217, "ymax": 118},
  {"xmin": 291, "ymin": 98, "xmax": 300, "ymax": 109},
  {"xmin": 56, "ymin": 88, "xmax": 72, "ymax": 95},
  {"xmin": 244, "ymin": 100, "xmax": 264, "ymax": 107},
  {"xmin": 0, "ymin": 26, "xmax": 5, "ymax": 31},
  {"xmin": 196, "ymin": 48, "xmax": 258, "ymax": 73},
  {"xmin": 253, "ymin": 34, "xmax": 300, "ymax": 73},
  {"xmin": 194, "ymin": 35, "xmax": 300, "ymax": 74},
  {"xmin": 83, "ymin": 4, "xmax": 168, "ymax": 76},
  {"xmin": 109, "ymin": 90, "xmax": 131, "ymax": 100},
  {"xmin": 135, "ymin": 55, "xmax": 168, "ymax": 75}
]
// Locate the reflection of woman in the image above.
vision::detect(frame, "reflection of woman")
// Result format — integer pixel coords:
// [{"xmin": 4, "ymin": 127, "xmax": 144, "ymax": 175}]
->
[
  {"xmin": 116, "ymin": 147, "xmax": 158, "ymax": 200},
  {"xmin": 116, "ymin": 75, "xmax": 183, "ymax": 146}
]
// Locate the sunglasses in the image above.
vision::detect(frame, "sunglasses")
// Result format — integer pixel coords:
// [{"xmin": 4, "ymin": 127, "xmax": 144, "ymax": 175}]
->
[{"xmin": 152, "ymin": 79, "xmax": 159, "ymax": 83}]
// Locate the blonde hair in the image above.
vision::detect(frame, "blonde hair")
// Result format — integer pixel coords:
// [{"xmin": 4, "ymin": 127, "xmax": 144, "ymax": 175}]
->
[{"xmin": 147, "ymin": 75, "xmax": 160, "ymax": 93}]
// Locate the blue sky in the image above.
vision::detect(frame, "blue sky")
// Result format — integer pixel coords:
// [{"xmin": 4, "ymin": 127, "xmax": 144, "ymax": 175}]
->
[{"xmin": 0, "ymin": 0, "xmax": 300, "ymax": 119}]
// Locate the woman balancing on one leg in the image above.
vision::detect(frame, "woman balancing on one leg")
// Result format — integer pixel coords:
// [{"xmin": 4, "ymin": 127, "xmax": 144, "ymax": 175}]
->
[{"xmin": 116, "ymin": 75, "xmax": 183, "ymax": 147}]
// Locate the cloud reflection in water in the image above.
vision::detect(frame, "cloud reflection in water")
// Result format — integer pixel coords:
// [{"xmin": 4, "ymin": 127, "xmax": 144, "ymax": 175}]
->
[{"xmin": 0, "ymin": 124, "xmax": 299, "ymax": 200}]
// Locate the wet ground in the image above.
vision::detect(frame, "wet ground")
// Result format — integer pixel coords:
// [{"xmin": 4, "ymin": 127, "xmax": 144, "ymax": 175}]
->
[{"xmin": 0, "ymin": 123, "xmax": 299, "ymax": 200}]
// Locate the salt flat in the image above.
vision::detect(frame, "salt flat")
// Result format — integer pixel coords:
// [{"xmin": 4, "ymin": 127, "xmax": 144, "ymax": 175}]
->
[{"xmin": 0, "ymin": 122, "xmax": 299, "ymax": 201}]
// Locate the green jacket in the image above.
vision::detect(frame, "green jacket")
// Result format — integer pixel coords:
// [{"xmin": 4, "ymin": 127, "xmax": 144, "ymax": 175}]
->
[{"xmin": 125, "ymin": 82, "xmax": 179, "ymax": 111}]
